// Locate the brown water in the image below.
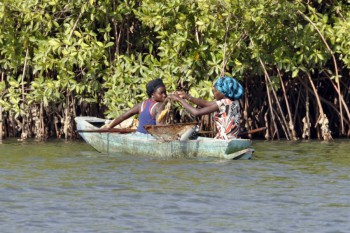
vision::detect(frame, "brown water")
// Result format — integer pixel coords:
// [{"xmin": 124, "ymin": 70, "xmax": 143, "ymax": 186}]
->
[{"xmin": 0, "ymin": 139, "xmax": 349, "ymax": 233}]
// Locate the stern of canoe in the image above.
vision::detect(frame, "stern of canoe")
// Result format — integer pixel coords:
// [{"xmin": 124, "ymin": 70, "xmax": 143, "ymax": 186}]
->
[{"xmin": 75, "ymin": 116, "xmax": 110, "ymax": 153}]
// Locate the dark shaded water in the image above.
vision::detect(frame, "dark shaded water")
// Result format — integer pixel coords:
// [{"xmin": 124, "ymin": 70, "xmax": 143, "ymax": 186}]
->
[{"xmin": 1, "ymin": 139, "xmax": 350, "ymax": 233}]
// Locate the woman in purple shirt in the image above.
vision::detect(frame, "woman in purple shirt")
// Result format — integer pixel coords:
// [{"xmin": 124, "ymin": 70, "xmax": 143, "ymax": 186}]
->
[{"xmin": 106, "ymin": 78, "xmax": 167, "ymax": 134}]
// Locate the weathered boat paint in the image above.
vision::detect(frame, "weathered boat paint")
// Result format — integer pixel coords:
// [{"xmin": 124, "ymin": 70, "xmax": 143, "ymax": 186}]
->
[{"xmin": 75, "ymin": 117, "xmax": 254, "ymax": 160}]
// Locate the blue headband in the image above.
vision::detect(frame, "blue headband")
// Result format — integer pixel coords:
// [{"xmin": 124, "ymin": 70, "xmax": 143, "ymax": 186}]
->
[{"xmin": 214, "ymin": 76, "xmax": 244, "ymax": 100}]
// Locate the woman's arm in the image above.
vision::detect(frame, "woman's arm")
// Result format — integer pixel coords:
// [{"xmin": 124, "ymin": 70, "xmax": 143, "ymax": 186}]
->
[
  {"xmin": 107, "ymin": 103, "xmax": 141, "ymax": 129},
  {"xmin": 173, "ymin": 91, "xmax": 213, "ymax": 107},
  {"xmin": 169, "ymin": 94, "xmax": 219, "ymax": 117}
]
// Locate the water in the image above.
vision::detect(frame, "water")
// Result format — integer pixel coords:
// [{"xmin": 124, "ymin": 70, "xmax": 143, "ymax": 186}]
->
[{"xmin": 1, "ymin": 139, "xmax": 350, "ymax": 233}]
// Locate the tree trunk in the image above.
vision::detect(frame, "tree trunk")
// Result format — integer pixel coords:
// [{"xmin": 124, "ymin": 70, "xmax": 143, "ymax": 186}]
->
[
  {"xmin": 302, "ymin": 87, "xmax": 311, "ymax": 140},
  {"xmin": 305, "ymin": 73, "xmax": 332, "ymax": 141},
  {"xmin": 277, "ymin": 68, "xmax": 298, "ymax": 140}
]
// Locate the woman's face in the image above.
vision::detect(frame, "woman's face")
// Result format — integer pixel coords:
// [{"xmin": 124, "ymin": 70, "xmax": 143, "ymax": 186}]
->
[
  {"xmin": 152, "ymin": 86, "xmax": 167, "ymax": 102},
  {"xmin": 212, "ymin": 87, "xmax": 225, "ymax": 100}
]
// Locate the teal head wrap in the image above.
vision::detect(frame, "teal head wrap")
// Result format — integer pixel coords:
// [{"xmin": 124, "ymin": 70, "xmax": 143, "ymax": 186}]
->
[{"xmin": 214, "ymin": 76, "xmax": 244, "ymax": 100}]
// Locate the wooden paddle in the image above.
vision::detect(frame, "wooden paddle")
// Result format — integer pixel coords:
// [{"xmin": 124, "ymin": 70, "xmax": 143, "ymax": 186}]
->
[
  {"xmin": 199, "ymin": 127, "xmax": 267, "ymax": 137},
  {"xmin": 238, "ymin": 127, "xmax": 266, "ymax": 136},
  {"xmin": 77, "ymin": 128, "xmax": 136, "ymax": 134}
]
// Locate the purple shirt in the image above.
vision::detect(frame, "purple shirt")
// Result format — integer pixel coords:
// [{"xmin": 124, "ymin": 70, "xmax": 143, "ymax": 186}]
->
[{"xmin": 137, "ymin": 99, "xmax": 159, "ymax": 134}]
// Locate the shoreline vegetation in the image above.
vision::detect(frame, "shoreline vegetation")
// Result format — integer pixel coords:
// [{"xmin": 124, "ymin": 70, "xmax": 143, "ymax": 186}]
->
[{"xmin": 0, "ymin": 1, "xmax": 349, "ymax": 141}]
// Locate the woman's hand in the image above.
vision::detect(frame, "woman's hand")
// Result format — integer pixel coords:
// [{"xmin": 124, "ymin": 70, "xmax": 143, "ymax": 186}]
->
[
  {"xmin": 168, "ymin": 93, "xmax": 182, "ymax": 102},
  {"xmin": 172, "ymin": 91, "xmax": 189, "ymax": 100}
]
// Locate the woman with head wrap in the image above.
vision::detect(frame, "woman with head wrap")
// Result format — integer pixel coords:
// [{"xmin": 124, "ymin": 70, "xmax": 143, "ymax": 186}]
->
[
  {"xmin": 106, "ymin": 78, "xmax": 168, "ymax": 134},
  {"xmin": 169, "ymin": 76, "xmax": 244, "ymax": 139}
]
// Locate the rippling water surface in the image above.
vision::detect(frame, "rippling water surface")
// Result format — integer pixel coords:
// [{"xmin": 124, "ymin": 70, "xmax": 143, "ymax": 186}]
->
[{"xmin": 1, "ymin": 139, "xmax": 350, "ymax": 233}]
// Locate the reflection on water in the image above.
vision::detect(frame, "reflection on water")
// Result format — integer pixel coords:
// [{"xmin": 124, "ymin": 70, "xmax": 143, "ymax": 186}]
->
[{"xmin": 1, "ymin": 139, "xmax": 350, "ymax": 233}]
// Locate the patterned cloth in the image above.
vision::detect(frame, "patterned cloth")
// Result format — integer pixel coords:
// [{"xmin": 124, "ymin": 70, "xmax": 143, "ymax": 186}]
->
[{"xmin": 213, "ymin": 98, "xmax": 240, "ymax": 140}]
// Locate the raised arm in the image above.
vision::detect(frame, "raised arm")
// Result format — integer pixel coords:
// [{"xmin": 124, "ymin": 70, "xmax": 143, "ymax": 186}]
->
[
  {"xmin": 169, "ymin": 94, "xmax": 219, "ymax": 117},
  {"xmin": 173, "ymin": 91, "xmax": 213, "ymax": 107}
]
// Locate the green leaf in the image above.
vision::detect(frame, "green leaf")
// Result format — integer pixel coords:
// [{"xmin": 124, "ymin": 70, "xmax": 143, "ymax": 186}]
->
[
  {"xmin": 127, "ymin": 101, "xmax": 134, "ymax": 108},
  {"xmin": 190, "ymin": 89, "xmax": 199, "ymax": 98},
  {"xmin": 196, "ymin": 21, "xmax": 205, "ymax": 26},
  {"xmin": 316, "ymin": 53, "xmax": 324, "ymax": 60},
  {"xmin": 105, "ymin": 42, "xmax": 114, "ymax": 48},
  {"xmin": 175, "ymin": 23, "xmax": 183, "ymax": 30},
  {"xmin": 96, "ymin": 41, "xmax": 104, "ymax": 47},
  {"xmin": 292, "ymin": 69, "xmax": 299, "ymax": 78},
  {"xmin": 74, "ymin": 31, "xmax": 82, "ymax": 38},
  {"xmin": 48, "ymin": 39, "xmax": 60, "ymax": 46}
]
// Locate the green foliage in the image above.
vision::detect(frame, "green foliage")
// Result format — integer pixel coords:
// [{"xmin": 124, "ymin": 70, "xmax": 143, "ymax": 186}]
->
[
  {"xmin": 332, "ymin": 11, "xmax": 350, "ymax": 68},
  {"xmin": 0, "ymin": 0, "xmax": 349, "ymax": 131}
]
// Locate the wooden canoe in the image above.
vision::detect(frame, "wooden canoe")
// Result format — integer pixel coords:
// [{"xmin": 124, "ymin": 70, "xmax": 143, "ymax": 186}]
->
[{"xmin": 75, "ymin": 116, "xmax": 254, "ymax": 160}]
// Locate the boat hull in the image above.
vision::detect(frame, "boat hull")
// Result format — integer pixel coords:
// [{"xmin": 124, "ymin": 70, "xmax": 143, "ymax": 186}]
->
[{"xmin": 75, "ymin": 117, "xmax": 254, "ymax": 160}]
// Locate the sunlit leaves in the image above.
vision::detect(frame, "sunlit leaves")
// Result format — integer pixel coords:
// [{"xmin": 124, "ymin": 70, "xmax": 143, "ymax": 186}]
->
[
  {"xmin": 0, "ymin": 0, "xmax": 116, "ymax": 118},
  {"xmin": 0, "ymin": 0, "xmax": 350, "ymax": 121}
]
